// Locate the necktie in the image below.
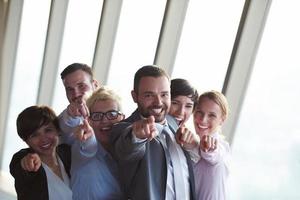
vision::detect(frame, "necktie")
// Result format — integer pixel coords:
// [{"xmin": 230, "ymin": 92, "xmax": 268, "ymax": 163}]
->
[{"xmin": 162, "ymin": 126, "xmax": 186, "ymax": 200}]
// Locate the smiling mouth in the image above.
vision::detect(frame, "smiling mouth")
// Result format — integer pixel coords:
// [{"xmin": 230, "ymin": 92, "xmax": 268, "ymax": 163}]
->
[
  {"xmin": 197, "ymin": 124, "xmax": 208, "ymax": 130},
  {"xmin": 151, "ymin": 108, "xmax": 163, "ymax": 115},
  {"xmin": 100, "ymin": 126, "xmax": 112, "ymax": 131},
  {"xmin": 40, "ymin": 142, "xmax": 52, "ymax": 150},
  {"xmin": 173, "ymin": 118, "xmax": 183, "ymax": 126}
]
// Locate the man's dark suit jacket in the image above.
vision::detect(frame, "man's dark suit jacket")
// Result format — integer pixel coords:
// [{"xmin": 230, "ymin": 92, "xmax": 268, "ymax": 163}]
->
[
  {"xmin": 9, "ymin": 144, "xmax": 71, "ymax": 200},
  {"xmin": 110, "ymin": 109, "xmax": 196, "ymax": 200}
]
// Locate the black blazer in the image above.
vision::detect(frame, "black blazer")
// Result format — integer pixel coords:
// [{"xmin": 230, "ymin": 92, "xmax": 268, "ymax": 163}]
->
[
  {"xmin": 9, "ymin": 144, "xmax": 71, "ymax": 200},
  {"xmin": 110, "ymin": 110, "xmax": 196, "ymax": 200}
]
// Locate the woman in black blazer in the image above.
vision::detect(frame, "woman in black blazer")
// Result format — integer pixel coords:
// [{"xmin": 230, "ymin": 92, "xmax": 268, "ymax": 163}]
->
[{"xmin": 10, "ymin": 106, "xmax": 72, "ymax": 200}]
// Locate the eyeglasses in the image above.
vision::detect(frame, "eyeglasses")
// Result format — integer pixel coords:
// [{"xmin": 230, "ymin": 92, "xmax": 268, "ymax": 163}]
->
[{"xmin": 90, "ymin": 110, "xmax": 123, "ymax": 121}]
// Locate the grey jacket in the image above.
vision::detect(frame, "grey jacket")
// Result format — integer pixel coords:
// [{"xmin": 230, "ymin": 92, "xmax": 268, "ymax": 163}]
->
[{"xmin": 110, "ymin": 109, "xmax": 196, "ymax": 200}]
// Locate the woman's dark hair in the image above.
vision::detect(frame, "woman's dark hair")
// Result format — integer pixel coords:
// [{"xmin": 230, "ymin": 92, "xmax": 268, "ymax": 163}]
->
[
  {"xmin": 16, "ymin": 106, "xmax": 59, "ymax": 141},
  {"xmin": 170, "ymin": 78, "xmax": 198, "ymax": 103}
]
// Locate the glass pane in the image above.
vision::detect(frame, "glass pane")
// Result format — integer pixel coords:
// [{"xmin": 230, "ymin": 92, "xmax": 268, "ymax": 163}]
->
[
  {"xmin": 107, "ymin": 0, "xmax": 167, "ymax": 116},
  {"xmin": 2, "ymin": 0, "xmax": 51, "ymax": 172},
  {"xmin": 172, "ymin": 0, "xmax": 244, "ymax": 93},
  {"xmin": 52, "ymin": 0, "xmax": 103, "ymax": 113},
  {"xmin": 229, "ymin": 1, "xmax": 300, "ymax": 199}
]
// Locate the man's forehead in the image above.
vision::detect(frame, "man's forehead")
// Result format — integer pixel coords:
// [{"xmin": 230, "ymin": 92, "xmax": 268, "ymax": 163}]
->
[
  {"xmin": 63, "ymin": 71, "xmax": 91, "ymax": 85},
  {"xmin": 138, "ymin": 77, "xmax": 170, "ymax": 92}
]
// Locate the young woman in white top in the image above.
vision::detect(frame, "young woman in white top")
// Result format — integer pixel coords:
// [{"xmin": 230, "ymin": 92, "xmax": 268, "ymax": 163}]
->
[{"xmin": 192, "ymin": 90, "xmax": 231, "ymax": 200}]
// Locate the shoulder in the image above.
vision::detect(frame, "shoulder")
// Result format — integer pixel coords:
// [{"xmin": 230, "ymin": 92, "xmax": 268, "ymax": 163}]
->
[
  {"xmin": 10, "ymin": 148, "xmax": 33, "ymax": 162},
  {"xmin": 166, "ymin": 115, "xmax": 179, "ymax": 131},
  {"xmin": 57, "ymin": 144, "xmax": 71, "ymax": 157}
]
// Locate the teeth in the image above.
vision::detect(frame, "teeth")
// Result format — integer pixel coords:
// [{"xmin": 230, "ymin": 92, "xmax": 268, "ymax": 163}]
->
[
  {"xmin": 100, "ymin": 126, "xmax": 111, "ymax": 131},
  {"xmin": 198, "ymin": 124, "xmax": 208, "ymax": 129},
  {"xmin": 152, "ymin": 109, "xmax": 162, "ymax": 114},
  {"xmin": 41, "ymin": 143, "xmax": 51, "ymax": 148},
  {"xmin": 175, "ymin": 117, "xmax": 183, "ymax": 121}
]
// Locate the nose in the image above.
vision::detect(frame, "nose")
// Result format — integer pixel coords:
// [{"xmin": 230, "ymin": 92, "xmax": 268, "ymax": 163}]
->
[
  {"xmin": 153, "ymin": 95, "xmax": 162, "ymax": 105},
  {"xmin": 73, "ymin": 87, "xmax": 82, "ymax": 98},
  {"xmin": 176, "ymin": 105, "xmax": 185, "ymax": 116},
  {"xmin": 200, "ymin": 114, "xmax": 209, "ymax": 123}
]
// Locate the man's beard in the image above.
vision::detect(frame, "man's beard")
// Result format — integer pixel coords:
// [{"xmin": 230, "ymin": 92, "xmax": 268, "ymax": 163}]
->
[{"xmin": 137, "ymin": 103, "xmax": 169, "ymax": 123}]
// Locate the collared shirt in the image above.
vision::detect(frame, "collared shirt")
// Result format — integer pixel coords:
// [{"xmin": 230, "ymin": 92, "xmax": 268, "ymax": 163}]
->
[
  {"xmin": 71, "ymin": 134, "xmax": 124, "ymax": 200},
  {"xmin": 156, "ymin": 122, "xmax": 190, "ymax": 200}
]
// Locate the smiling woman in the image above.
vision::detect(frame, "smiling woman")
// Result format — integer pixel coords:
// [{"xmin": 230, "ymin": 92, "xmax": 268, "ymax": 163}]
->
[{"xmin": 9, "ymin": 106, "xmax": 72, "ymax": 200}]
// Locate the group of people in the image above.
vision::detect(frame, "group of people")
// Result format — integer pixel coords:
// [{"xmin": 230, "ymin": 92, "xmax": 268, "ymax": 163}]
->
[{"xmin": 9, "ymin": 63, "xmax": 231, "ymax": 200}]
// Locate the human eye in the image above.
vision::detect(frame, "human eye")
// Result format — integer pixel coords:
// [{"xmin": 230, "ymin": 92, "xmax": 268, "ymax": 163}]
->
[
  {"xmin": 185, "ymin": 104, "xmax": 194, "ymax": 110},
  {"xmin": 194, "ymin": 110, "xmax": 204, "ymax": 117},
  {"xmin": 144, "ymin": 93, "xmax": 153, "ymax": 98},
  {"xmin": 90, "ymin": 112, "xmax": 103, "ymax": 121},
  {"xmin": 161, "ymin": 92, "xmax": 169, "ymax": 98},
  {"xmin": 171, "ymin": 100, "xmax": 178, "ymax": 105},
  {"xmin": 78, "ymin": 83, "xmax": 87, "ymax": 90},
  {"xmin": 28, "ymin": 132, "xmax": 38, "ymax": 139},
  {"xmin": 209, "ymin": 113, "xmax": 217, "ymax": 118},
  {"xmin": 66, "ymin": 87, "xmax": 74, "ymax": 93},
  {"xmin": 106, "ymin": 110, "xmax": 119, "ymax": 120}
]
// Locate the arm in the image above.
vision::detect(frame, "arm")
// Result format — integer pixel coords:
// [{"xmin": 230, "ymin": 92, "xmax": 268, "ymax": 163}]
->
[
  {"xmin": 58, "ymin": 109, "xmax": 83, "ymax": 145},
  {"xmin": 58, "ymin": 100, "xmax": 89, "ymax": 144},
  {"xmin": 111, "ymin": 123, "xmax": 147, "ymax": 162},
  {"xmin": 175, "ymin": 125, "xmax": 201, "ymax": 163},
  {"xmin": 71, "ymin": 119, "xmax": 98, "ymax": 169},
  {"xmin": 9, "ymin": 149, "xmax": 44, "ymax": 193},
  {"xmin": 200, "ymin": 136, "xmax": 231, "ymax": 166}
]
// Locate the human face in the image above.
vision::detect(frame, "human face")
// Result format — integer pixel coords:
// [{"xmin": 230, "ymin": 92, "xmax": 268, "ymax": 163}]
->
[
  {"xmin": 25, "ymin": 123, "xmax": 59, "ymax": 158},
  {"xmin": 89, "ymin": 99, "xmax": 124, "ymax": 147},
  {"xmin": 63, "ymin": 70, "xmax": 98, "ymax": 103},
  {"xmin": 193, "ymin": 97, "xmax": 225, "ymax": 137},
  {"xmin": 169, "ymin": 95, "xmax": 194, "ymax": 126},
  {"xmin": 132, "ymin": 76, "xmax": 170, "ymax": 124}
]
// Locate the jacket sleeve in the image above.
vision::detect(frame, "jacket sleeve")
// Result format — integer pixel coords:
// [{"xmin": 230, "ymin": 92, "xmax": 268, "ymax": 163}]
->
[
  {"xmin": 58, "ymin": 108, "xmax": 83, "ymax": 145},
  {"xmin": 111, "ymin": 122, "xmax": 147, "ymax": 162},
  {"xmin": 9, "ymin": 148, "xmax": 45, "ymax": 197}
]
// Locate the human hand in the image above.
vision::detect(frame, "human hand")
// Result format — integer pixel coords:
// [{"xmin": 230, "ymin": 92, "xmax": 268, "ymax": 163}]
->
[
  {"xmin": 176, "ymin": 124, "xmax": 200, "ymax": 149},
  {"xmin": 67, "ymin": 98, "xmax": 89, "ymax": 118},
  {"xmin": 74, "ymin": 119, "xmax": 94, "ymax": 141},
  {"xmin": 20, "ymin": 153, "xmax": 41, "ymax": 172},
  {"xmin": 200, "ymin": 135, "xmax": 217, "ymax": 152},
  {"xmin": 132, "ymin": 116, "xmax": 158, "ymax": 140}
]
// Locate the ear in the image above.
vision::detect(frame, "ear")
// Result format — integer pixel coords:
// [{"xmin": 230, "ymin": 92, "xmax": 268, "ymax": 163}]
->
[
  {"xmin": 92, "ymin": 79, "xmax": 100, "ymax": 89},
  {"xmin": 131, "ymin": 90, "xmax": 138, "ymax": 103},
  {"xmin": 219, "ymin": 116, "xmax": 226, "ymax": 126},
  {"xmin": 120, "ymin": 114, "xmax": 125, "ymax": 121}
]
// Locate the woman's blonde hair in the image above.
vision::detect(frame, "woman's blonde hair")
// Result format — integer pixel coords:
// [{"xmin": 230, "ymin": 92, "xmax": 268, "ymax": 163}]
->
[
  {"xmin": 197, "ymin": 90, "xmax": 229, "ymax": 120},
  {"xmin": 86, "ymin": 86, "xmax": 122, "ymax": 111}
]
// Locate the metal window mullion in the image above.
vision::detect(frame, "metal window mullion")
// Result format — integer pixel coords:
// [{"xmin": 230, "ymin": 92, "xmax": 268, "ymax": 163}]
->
[
  {"xmin": 154, "ymin": 0, "xmax": 189, "ymax": 76},
  {"xmin": 92, "ymin": 0, "xmax": 123, "ymax": 85},
  {"xmin": 0, "ymin": 0, "xmax": 23, "ymax": 169},
  {"xmin": 222, "ymin": 0, "xmax": 272, "ymax": 144},
  {"xmin": 37, "ymin": 0, "xmax": 69, "ymax": 105}
]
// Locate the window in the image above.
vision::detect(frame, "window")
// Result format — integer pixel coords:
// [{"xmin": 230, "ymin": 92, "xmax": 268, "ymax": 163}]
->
[
  {"xmin": 229, "ymin": 1, "xmax": 300, "ymax": 199},
  {"xmin": 107, "ymin": 0, "xmax": 167, "ymax": 116},
  {"xmin": 52, "ymin": 0, "xmax": 103, "ymax": 113},
  {"xmin": 1, "ymin": 0, "xmax": 51, "ymax": 172},
  {"xmin": 172, "ymin": 1, "xmax": 244, "ymax": 93}
]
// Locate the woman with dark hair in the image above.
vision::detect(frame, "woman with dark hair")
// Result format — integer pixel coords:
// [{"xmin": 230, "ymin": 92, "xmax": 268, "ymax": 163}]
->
[
  {"xmin": 10, "ymin": 106, "xmax": 72, "ymax": 200},
  {"xmin": 169, "ymin": 78, "xmax": 198, "ymax": 126}
]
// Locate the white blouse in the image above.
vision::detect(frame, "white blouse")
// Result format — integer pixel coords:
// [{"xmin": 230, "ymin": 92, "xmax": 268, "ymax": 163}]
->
[
  {"xmin": 42, "ymin": 156, "xmax": 72, "ymax": 200},
  {"xmin": 193, "ymin": 132, "xmax": 231, "ymax": 200}
]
